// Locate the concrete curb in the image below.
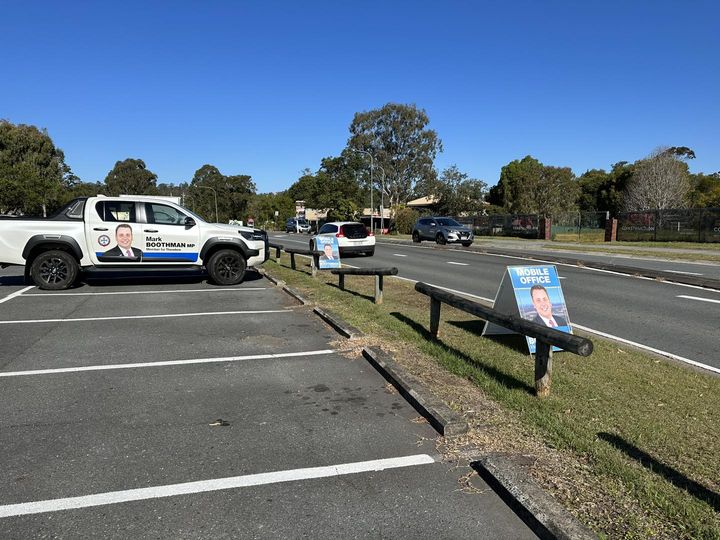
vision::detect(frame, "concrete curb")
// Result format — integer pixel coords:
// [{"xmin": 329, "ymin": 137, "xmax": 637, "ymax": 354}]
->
[
  {"xmin": 283, "ymin": 286, "xmax": 310, "ymax": 305},
  {"xmin": 313, "ymin": 307, "xmax": 363, "ymax": 339},
  {"xmin": 472, "ymin": 454, "xmax": 597, "ymax": 540},
  {"xmin": 362, "ymin": 348, "xmax": 469, "ymax": 438},
  {"xmin": 377, "ymin": 238, "xmax": 720, "ymax": 290}
]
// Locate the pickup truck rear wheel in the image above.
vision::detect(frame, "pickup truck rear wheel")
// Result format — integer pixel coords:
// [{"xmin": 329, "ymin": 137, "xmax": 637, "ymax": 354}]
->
[
  {"xmin": 30, "ymin": 250, "xmax": 79, "ymax": 290},
  {"xmin": 207, "ymin": 249, "xmax": 246, "ymax": 285}
]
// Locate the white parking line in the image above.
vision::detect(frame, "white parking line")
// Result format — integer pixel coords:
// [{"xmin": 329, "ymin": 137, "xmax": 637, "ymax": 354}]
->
[
  {"xmin": 666, "ymin": 270, "xmax": 703, "ymax": 276},
  {"xmin": 0, "ymin": 309, "xmax": 291, "ymax": 325},
  {"xmin": 446, "ymin": 262, "xmax": 469, "ymax": 266},
  {"xmin": 0, "ymin": 349, "xmax": 336, "ymax": 378},
  {"xmin": 0, "ymin": 285, "xmax": 34, "ymax": 305},
  {"xmin": 0, "ymin": 454, "xmax": 435, "ymax": 518},
  {"xmin": 676, "ymin": 295, "xmax": 720, "ymax": 305},
  {"xmin": 23, "ymin": 288, "xmax": 266, "ymax": 297},
  {"xmin": 393, "ymin": 254, "xmax": 407, "ymax": 257}
]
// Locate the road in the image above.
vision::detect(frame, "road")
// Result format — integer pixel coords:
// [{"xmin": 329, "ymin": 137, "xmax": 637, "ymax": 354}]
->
[{"xmin": 271, "ymin": 233, "xmax": 720, "ymax": 373}]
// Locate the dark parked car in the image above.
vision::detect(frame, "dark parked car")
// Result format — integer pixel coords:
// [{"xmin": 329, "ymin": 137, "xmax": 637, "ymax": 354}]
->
[
  {"xmin": 285, "ymin": 217, "xmax": 311, "ymax": 233},
  {"xmin": 412, "ymin": 217, "xmax": 473, "ymax": 246}
]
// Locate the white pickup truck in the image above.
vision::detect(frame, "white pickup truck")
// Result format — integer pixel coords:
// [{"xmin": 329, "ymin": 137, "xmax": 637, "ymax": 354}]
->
[{"xmin": 0, "ymin": 196, "xmax": 268, "ymax": 290}]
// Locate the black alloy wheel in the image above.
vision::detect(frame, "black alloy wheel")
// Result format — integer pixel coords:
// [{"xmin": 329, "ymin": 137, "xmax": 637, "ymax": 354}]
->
[
  {"xmin": 436, "ymin": 233, "xmax": 446, "ymax": 245},
  {"xmin": 30, "ymin": 250, "xmax": 79, "ymax": 290},
  {"xmin": 412, "ymin": 231, "xmax": 421, "ymax": 243},
  {"xmin": 207, "ymin": 249, "xmax": 247, "ymax": 285}
]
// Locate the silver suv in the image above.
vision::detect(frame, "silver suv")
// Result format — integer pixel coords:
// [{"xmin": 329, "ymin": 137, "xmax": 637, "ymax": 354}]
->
[{"xmin": 412, "ymin": 217, "xmax": 473, "ymax": 246}]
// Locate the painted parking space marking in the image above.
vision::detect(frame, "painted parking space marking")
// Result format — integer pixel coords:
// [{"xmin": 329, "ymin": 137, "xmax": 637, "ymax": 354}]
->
[
  {"xmin": 0, "ymin": 286, "xmax": 34, "ymax": 305},
  {"xmin": 676, "ymin": 295, "xmax": 720, "ymax": 305},
  {"xmin": 0, "ymin": 454, "xmax": 435, "ymax": 518},
  {"xmin": 23, "ymin": 287, "xmax": 266, "ymax": 297},
  {"xmin": 393, "ymin": 254, "xmax": 408, "ymax": 257},
  {"xmin": 446, "ymin": 262, "xmax": 469, "ymax": 266},
  {"xmin": 0, "ymin": 309, "xmax": 291, "ymax": 325},
  {"xmin": 0, "ymin": 349, "xmax": 336, "ymax": 378}
]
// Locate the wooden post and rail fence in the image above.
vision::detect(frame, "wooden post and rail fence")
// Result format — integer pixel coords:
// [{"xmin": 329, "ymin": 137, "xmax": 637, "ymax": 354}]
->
[{"xmin": 414, "ymin": 282, "xmax": 593, "ymax": 397}]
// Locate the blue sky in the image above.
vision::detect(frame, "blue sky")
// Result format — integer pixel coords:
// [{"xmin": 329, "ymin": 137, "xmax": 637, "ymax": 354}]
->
[{"xmin": 3, "ymin": 1, "xmax": 718, "ymax": 193}]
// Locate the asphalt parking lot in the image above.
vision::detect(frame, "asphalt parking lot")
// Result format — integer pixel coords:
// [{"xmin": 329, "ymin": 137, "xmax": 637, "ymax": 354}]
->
[{"xmin": 0, "ymin": 266, "xmax": 536, "ymax": 538}]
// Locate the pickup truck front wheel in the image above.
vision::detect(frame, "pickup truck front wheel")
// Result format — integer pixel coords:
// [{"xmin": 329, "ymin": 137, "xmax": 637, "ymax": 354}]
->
[
  {"xmin": 30, "ymin": 250, "xmax": 79, "ymax": 290},
  {"xmin": 207, "ymin": 249, "xmax": 246, "ymax": 286}
]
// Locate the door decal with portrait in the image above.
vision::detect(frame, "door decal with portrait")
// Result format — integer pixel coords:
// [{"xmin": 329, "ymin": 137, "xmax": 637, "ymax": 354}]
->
[
  {"xmin": 483, "ymin": 265, "xmax": 572, "ymax": 354},
  {"xmin": 97, "ymin": 223, "xmax": 143, "ymax": 262}
]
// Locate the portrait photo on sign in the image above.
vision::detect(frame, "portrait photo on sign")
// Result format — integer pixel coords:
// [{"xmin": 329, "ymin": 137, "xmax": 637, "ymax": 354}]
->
[{"xmin": 316, "ymin": 235, "xmax": 341, "ymax": 269}]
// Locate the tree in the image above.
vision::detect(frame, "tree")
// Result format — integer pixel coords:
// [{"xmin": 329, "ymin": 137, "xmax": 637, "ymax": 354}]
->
[
  {"xmin": 423, "ymin": 165, "xmax": 487, "ymax": 216},
  {"xmin": 347, "ymin": 103, "xmax": 442, "ymax": 207},
  {"xmin": 623, "ymin": 148, "xmax": 691, "ymax": 211},
  {"xmin": 188, "ymin": 164, "xmax": 256, "ymax": 223},
  {"xmin": 104, "ymin": 158, "xmax": 158, "ymax": 196},
  {"xmin": 286, "ymin": 157, "xmax": 366, "ymax": 221},
  {"xmin": 0, "ymin": 120, "xmax": 75, "ymax": 216},
  {"xmin": 248, "ymin": 192, "xmax": 295, "ymax": 230},
  {"xmin": 688, "ymin": 172, "xmax": 720, "ymax": 208},
  {"xmin": 497, "ymin": 156, "xmax": 578, "ymax": 217}
]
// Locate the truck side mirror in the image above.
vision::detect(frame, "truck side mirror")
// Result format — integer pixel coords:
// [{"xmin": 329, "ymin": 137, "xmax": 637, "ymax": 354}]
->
[{"xmin": 184, "ymin": 217, "xmax": 196, "ymax": 228}]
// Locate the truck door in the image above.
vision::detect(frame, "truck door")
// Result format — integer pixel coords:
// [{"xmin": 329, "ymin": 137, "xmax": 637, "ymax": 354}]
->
[
  {"xmin": 86, "ymin": 200, "xmax": 143, "ymax": 265},
  {"xmin": 139, "ymin": 202, "xmax": 201, "ymax": 263}
]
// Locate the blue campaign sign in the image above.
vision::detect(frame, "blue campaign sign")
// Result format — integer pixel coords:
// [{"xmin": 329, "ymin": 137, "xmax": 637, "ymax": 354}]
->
[
  {"xmin": 483, "ymin": 265, "xmax": 572, "ymax": 354},
  {"xmin": 316, "ymin": 236, "xmax": 341, "ymax": 269}
]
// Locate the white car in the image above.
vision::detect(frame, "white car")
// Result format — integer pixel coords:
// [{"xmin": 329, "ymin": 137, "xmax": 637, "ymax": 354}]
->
[{"xmin": 310, "ymin": 221, "xmax": 375, "ymax": 256}]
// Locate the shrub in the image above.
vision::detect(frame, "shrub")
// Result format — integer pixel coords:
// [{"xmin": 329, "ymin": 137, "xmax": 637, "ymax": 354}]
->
[{"xmin": 394, "ymin": 206, "xmax": 420, "ymax": 234}]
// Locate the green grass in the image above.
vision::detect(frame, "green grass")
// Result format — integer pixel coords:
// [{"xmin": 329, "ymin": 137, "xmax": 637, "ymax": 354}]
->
[
  {"xmin": 266, "ymin": 256, "xmax": 720, "ymax": 538},
  {"xmin": 546, "ymin": 244, "xmax": 720, "ymax": 263}
]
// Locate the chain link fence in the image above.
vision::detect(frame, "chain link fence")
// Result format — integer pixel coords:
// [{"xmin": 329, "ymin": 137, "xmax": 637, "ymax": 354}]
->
[
  {"xmin": 617, "ymin": 207, "xmax": 720, "ymax": 243},
  {"xmin": 468, "ymin": 214, "xmax": 541, "ymax": 238}
]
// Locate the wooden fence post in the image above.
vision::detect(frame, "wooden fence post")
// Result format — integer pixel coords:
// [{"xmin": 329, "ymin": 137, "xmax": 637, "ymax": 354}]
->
[
  {"xmin": 290, "ymin": 252, "xmax": 296, "ymax": 270},
  {"xmin": 374, "ymin": 275, "xmax": 384, "ymax": 304},
  {"xmin": 430, "ymin": 297, "xmax": 441, "ymax": 338},
  {"xmin": 534, "ymin": 341, "xmax": 553, "ymax": 397}
]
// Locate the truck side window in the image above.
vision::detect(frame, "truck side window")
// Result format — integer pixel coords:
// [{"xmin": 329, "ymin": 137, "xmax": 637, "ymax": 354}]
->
[
  {"xmin": 95, "ymin": 201, "xmax": 136, "ymax": 222},
  {"xmin": 146, "ymin": 203, "xmax": 186, "ymax": 225}
]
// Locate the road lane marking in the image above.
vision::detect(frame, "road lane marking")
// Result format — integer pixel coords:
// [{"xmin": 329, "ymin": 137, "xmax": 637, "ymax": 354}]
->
[
  {"xmin": 0, "ymin": 454, "xmax": 436, "ymax": 518},
  {"xmin": 393, "ymin": 254, "xmax": 407, "ymax": 257},
  {"xmin": 0, "ymin": 286, "xmax": 34, "ymax": 305},
  {"xmin": 23, "ymin": 288, "xmax": 266, "ymax": 297},
  {"xmin": 677, "ymin": 295, "xmax": 720, "ymax": 305},
  {"xmin": 572, "ymin": 323, "xmax": 720, "ymax": 375},
  {"xmin": 446, "ymin": 262, "xmax": 469, "ymax": 266},
  {"xmin": 666, "ymin": 270, "xmax": 703, "ymax": 276},
  {"xmin": 0, "ymin": 309, "xmax": 290, "ymax": 325},
  {"xmin": 390, "ymin": 275, "xmax": 720, "ymax": 374},
  {"xmin": 0, "ymin": 349, "xmax": 336, "ymax": 377},
  {"xmin": 378, "ymin": 241, "xmax": 719, "ymax": 292}
]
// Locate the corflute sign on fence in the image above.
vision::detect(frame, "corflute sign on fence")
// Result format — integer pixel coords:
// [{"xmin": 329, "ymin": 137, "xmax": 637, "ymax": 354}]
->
[
  {"xmin": 316, "ymin": 236, "xmax": 341, "ymax": 269},
  {"xmin": 483, "ymin": 265, "xmax": 573, "ymax": 354}
]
